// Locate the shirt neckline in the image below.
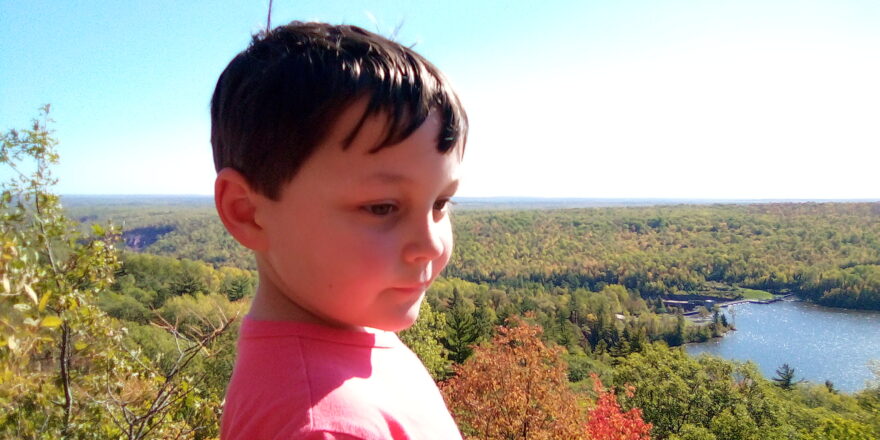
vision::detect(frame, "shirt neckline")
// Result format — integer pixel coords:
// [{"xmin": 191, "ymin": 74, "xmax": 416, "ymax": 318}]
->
[{"xmin": 239, "ymin": 315, "xmax": 400, "ymax": 348}]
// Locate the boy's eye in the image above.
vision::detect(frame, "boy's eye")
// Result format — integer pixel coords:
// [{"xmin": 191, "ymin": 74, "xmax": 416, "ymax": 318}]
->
[
  {"xmin": 434, "ymin": 199, "xmax": 451, "ymax": 211},
  {"xmin": 364, "ymin": 204, "xmax": 397, "ymax": 216}
]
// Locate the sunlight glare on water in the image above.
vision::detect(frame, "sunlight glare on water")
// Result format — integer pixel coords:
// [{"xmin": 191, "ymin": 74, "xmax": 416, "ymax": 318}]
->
[{"xmin": 686, "ymin": 300, "xmax": 880, "ymax": 393}]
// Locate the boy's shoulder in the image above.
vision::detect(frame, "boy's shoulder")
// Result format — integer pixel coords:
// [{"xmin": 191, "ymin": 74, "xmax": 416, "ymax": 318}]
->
[{"xmin": 221, "ymin": 318, "xmax": 462, "ymax": 439}]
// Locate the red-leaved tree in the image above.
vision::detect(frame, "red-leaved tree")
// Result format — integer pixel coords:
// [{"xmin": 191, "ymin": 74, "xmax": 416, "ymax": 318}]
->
[{"xmin": 586, "ymin": 374, "xmax": 652, "ymax": 440}]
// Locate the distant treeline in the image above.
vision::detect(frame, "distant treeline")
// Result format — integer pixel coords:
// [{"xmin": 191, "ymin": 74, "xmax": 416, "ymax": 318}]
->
[
  {"xmin": 449, "ymin": 203, "xmax": 880, "ymax": 310},
  {"xmin": 78, "ymin": 201, "xmax": 880, "ymax": 311}
]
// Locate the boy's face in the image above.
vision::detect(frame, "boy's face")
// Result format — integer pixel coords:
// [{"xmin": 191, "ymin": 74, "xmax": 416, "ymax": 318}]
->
[{"xmin": 254, "ymin": 103, "xmax": 461, "ymax": 331}]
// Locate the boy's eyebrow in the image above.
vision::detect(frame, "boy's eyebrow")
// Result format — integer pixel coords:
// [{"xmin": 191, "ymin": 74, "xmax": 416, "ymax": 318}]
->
[{"xmin": 361, "ymin": 172, "xmax": 412, "ymax": 184}]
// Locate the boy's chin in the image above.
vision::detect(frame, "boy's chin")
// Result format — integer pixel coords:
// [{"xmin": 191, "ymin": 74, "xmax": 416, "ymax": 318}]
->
[
  {"xmin": 381, "ymin": 312, "xmax": 420, "ymax": 333},
  {"xmin": 379, "ymin": 301, "xmax": 424, "ymax": 332}
]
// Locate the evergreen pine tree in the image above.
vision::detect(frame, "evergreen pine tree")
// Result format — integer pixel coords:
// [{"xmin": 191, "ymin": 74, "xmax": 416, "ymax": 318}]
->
[
  {"xmin": 773, "ymin": 363, "xmax": 799, "ymax": 390},
  {"xmin": 443, "ymin": 288, "xmax": 480, "ymax": 364}
]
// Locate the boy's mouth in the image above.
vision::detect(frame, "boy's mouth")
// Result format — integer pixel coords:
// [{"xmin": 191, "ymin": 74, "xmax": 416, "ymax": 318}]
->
[{"xmin": 390, "ymin": 283, "xmax": 430, "ymax": 295}]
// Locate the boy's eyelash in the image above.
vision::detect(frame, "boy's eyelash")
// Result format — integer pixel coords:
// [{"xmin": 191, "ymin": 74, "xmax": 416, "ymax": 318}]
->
[
  {"xmin": 363, "ymin": 203, "xmax": 398, "ymax": 216},
  {"xmin": 435, "ymin": 199, "xmax": 456, "ymax": 210},
  {"xmin": 362, "ymin": 199, "xmax": 455, "ymax": 216}
]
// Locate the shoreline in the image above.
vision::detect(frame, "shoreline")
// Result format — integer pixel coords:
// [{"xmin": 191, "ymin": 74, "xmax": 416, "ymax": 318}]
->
[{"xmin": 682, "ymin": 293, "xmax": 797, "ymax": 317}]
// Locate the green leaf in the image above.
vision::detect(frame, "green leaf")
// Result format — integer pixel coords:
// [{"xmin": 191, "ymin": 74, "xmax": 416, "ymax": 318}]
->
[{"xmin": 39, "ymin": 315, "xmax": 62, "ymax": 328}]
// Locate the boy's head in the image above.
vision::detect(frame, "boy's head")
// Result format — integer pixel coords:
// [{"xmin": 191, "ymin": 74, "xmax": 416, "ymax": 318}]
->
[
  {"xmin": 211, "ymin": 21, "xmax": 467, "ymax": 200},
  {"xmin": 212, "ymin": 22, "xmax": 468, "ymax": 332}
]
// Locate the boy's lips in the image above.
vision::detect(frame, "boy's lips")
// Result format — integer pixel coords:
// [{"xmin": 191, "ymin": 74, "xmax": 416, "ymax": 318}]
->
[{"xmin": 390, "ymin": 283, "xmax": 430, "ymax": 295}]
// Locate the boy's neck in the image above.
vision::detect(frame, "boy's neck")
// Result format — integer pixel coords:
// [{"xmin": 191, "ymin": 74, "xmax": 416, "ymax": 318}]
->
[{"xmin": 248, "ymin": 276, "xmax": 366, "ymax": 332}]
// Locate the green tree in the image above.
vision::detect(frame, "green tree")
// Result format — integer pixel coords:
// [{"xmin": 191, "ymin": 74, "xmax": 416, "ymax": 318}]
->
[
  {"xmin": 804, "ymin": 416, "xmax": 877, "ymax": 440},
  {"xmin": 824, "ymin": 380, "xmax": 836, "ymax": 394},
  {"xmin": 613, "ymin": 343, "xmax": 791, "ymax": 439},
  {"xmin": 666, "ymin": 314, "xmax": 686, "ymax": 347},
  {"xmin": 443, "ymin": 288, "xmax": 480, "ymax": 363},
  {"xmin": 398, "ymin": 300, "xmax": 451, "ymax": 379},
  {"xmin": 773, "ymin": 363, "xmax": 799, "ymax": 390},
  {"xmin": 219, "ymin": 270, "xmax": 255, "ymax": 301}
]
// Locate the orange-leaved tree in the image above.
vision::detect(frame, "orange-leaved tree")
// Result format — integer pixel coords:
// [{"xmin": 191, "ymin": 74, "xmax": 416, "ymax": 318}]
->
[{"xmin": 440, "ymin": 316, "xmax": 584, "ymax": 439}]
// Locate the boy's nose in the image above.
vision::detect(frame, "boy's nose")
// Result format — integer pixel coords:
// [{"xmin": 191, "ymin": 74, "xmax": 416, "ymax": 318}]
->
[{"xmin": 402, "ymin": 213, "xmax": 446, "ymax": 263}]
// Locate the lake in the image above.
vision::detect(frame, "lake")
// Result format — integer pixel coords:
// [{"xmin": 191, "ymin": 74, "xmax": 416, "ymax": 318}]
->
[{"xmin": 685, "ymin": 299, "xmax": 880, "ymax": 393}]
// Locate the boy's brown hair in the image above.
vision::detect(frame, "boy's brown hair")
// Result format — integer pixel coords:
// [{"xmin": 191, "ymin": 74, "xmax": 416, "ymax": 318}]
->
[{"xmin": 210, "ymin": 21, "xmax": 468, "ymax": 200}]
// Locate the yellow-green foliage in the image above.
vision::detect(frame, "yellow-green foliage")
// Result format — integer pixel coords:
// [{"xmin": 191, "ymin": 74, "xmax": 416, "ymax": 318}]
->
[
  {"xmin": 0, "ymin": 108, "xmax": 236, "ymax": 439},
  {"xmin": 398, "ymin": 301, "xmax": 450, "ymax": 380},
  {"xmin": 613, "ymin": 343, "xmax": 879, "ymax": 440}
]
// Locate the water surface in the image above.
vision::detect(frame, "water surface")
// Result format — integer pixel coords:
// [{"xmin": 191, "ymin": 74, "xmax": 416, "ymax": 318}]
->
[{"xmin": 686, "ymin": 300, "xmax": 880, "ymax": 393}]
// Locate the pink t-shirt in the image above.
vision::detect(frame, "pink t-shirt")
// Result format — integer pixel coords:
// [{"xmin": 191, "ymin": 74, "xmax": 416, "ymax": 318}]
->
[{"xmin": 220, "ymin": 317, "xmax": 462, "ymax": 440}]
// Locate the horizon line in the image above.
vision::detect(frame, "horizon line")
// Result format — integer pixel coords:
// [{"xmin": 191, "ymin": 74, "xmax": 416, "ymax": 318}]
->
[{"xmin": 59, "ymin": 194, "xmax": 880, "ymax": 202}]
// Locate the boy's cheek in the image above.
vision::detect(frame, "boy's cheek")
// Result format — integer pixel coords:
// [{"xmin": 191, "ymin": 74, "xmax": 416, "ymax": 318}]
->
[{"xmin": 437, "ymin": 238, "xmax": 454, "ymax": 273}]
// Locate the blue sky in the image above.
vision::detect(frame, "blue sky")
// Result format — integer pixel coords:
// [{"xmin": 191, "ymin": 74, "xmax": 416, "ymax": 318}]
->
[{"xmin": 2, "ymin": 0, "xmax": 879, "ymax": 198}]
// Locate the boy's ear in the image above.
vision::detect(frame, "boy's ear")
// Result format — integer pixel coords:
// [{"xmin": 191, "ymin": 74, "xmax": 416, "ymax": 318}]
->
[{"xmin": 214, "ymin": 168, "xmax": 269, "ymax": 252}]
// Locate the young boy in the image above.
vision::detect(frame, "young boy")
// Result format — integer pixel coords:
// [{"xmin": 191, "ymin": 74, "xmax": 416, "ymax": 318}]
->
[{"xmin": 211, "ymin": 22, "xmax": 467, "ymax": 439}]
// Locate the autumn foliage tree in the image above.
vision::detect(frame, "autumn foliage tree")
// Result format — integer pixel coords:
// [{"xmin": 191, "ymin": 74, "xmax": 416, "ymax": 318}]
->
[
  {"xmin": 586, "ymin": 374, "xmax": 652, "ymax": 440},
  {"xmin": 440, "ymin": 316, "xmax": 652, "ymax": 439},
  {"xmin": 441, "ymin": 317, "xmax": 584, "ymax": 439},
  {"xmin": 0, "ymin": 108, "xmax": 235, "ymax": 439},
  {"xmin": 0, "ymin": 106, "xmax": 123, "ymax": 436}
]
